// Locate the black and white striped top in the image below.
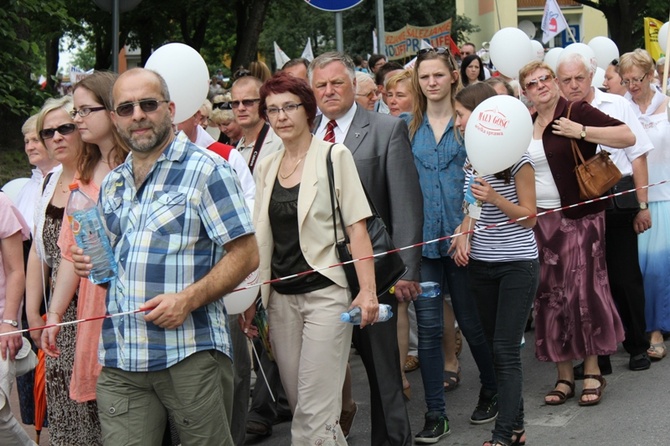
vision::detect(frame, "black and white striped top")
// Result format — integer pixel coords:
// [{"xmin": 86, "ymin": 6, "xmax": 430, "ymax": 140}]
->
[{"xmin": 464, "ymin": 153, "xmax": 539, "ymax": 262}]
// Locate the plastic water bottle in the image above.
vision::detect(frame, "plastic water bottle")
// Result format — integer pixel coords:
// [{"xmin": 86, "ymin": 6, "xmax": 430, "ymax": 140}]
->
[
  {"xmin": 418, "ymin": 281, "xmax": 441, "ymax": 299},
  {"xmin": 341, "ymin": 304, "xmax": 393, "ymax": 324},
  {"xmin": 66, "ymin": 184, "xmax": 117, "ymax": 284}
]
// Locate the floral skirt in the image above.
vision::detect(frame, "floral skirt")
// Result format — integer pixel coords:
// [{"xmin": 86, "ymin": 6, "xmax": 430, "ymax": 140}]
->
[{"xmin": 533, "ymin": 210, "xmax": 624, "ymax": 362}]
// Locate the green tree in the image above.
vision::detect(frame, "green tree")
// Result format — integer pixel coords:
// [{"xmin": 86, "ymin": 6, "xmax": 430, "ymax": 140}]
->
[{"xmin": 574, "ymin": 0, "xmax": 669, "ymax": 53}]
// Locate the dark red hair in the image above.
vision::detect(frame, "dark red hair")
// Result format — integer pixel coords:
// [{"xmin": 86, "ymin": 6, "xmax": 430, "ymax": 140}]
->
[{"xmin": 259, "ymin": 72, "xmax": 317, "ymax": 128}]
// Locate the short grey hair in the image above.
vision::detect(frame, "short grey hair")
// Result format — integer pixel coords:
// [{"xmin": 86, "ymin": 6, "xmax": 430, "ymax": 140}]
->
[
  {"xmin": 556, "ymin": 51, "xmax": 595, "ymax": 76},
  {"xmin": 308, "ymin": 51, "xmax": 356, "ymax": 84}
]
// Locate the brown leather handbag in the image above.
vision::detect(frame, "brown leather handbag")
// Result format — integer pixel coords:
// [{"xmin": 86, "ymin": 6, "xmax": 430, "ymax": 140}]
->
[{"xmin": 567, "ymin": 103, "xmax": 622, "ymax": 200}]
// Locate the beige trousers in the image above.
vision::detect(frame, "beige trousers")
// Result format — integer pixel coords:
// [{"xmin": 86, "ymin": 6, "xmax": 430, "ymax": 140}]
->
[{"xmin": 268, "ymin": 284, "xmax": 352, "ymax": 446}]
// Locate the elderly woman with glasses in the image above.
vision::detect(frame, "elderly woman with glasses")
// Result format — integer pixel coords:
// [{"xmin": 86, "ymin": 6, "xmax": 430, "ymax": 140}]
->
[
  {"xmin": 618, "ymin": 49, "xmax": 670, "ymax": 361},
  {"xmin": 249, "ymin": 72, "xmax": 376, "ymax": 445},
  {"xmin": 518, "ymin": 60, "xmax": 634, "ymax": 412},
  {"xmin": 404, "ymin": 46, "xmax": 498, "ymax": 443},
  {"xmin": 354, "ymin": 72, "xmax": 379, "ymax": 111}
]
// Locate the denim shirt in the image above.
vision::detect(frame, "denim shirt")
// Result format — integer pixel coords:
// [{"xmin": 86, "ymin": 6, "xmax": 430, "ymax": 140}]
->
[{"xmin": 404, "ymin": 113, "xmax": 467, "ymax": 258}]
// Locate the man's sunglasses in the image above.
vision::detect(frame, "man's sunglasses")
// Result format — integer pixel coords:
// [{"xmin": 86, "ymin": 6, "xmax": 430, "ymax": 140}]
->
[
  {"xmin": 114, "ymin": 99, "xmax": 169, "ymax": 117},
  {"xmin": 231, "ymin": 99, "xmax": 261, "ymax": 109}
]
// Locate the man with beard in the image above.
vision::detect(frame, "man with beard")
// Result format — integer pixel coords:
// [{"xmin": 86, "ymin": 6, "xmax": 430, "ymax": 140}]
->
[{"xmin": 72, "ymin": 68, "xmax": 259, "ymax": 445}]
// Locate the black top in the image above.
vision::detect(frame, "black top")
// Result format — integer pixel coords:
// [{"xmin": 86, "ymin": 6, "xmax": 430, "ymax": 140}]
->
[{"xmin": 269, "ymin": 178, "xmax": 333, "ymax": 294}]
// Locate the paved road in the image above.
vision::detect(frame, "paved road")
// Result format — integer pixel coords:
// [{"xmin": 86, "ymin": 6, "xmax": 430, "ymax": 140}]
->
[
  {"xmin": 245, "ymin": 330, "xmax": 670, "ymax": 446},
  {"xmin": 13, "ymin": 330, "xmax": 670, "ymax": 445}
]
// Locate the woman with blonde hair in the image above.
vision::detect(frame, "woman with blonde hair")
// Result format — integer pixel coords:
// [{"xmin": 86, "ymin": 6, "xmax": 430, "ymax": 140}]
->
[
  {"xmin": 386, "ymin": 70, "xmax": 415, "ymax": 117},
  {"xmin": 618, "ymin": 49, "xmax": 670, "ymax": 361},
  {"xmin": 26, "ymin": 95, "xmax": 102, "ymax": 445}
]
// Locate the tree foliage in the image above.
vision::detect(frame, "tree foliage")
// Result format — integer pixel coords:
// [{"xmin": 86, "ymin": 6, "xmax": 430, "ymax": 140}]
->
[{"xmin": 574, "ymin": 0, "xmax": 669, "ymax": 53}]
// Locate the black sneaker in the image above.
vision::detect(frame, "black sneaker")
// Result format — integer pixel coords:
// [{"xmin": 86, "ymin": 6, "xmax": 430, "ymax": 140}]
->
[
  {"xmin": 415, "ymin": 412, "xmax": 450, "ymax": 444},
  {"xmin": 629, "ymin": 352, "xmax": 651, "ymax": 371},
  {"xmin": 470, "ymin": 392, "xmax": 498, "ymax": 425}
]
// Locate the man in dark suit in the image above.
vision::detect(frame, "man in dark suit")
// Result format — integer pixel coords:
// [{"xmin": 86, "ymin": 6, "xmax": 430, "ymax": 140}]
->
[{"xmin": 309, "ymin": 52, "xmax": 423, "ymax": 446}]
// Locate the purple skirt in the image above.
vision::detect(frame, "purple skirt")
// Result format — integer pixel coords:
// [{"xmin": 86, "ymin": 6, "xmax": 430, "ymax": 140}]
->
[{"xmin": 533, "ymin": 210, "xmax": 624, "ymax": 362}]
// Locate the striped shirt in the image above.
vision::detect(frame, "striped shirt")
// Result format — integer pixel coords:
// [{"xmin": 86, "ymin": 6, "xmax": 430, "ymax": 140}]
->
[
  {"xmin": 99, "ymin": 131, "xmax": 254, "ymax": 372},
  {"xmin": 465, "ymin": 153, "xmax": 538, "ymax": 262}
]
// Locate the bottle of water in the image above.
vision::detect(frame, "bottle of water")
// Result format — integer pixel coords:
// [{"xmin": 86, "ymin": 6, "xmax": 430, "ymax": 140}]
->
[
  {"xmin": 418, "ymin": 281, "xmax": 441, "ymax": 298},
  {"xmin": 66, "ymin": 184, "xmax": 117, "ymax": 284},
  {"xmin": 341, "ymin": 304, "xmax": 393, "ymax": 324}
]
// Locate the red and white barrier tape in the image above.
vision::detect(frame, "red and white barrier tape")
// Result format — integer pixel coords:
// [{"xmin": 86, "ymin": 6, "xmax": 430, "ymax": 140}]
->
[{"xmin": 2, "ymin": 178, "xmax": 667, "ymax": 338}]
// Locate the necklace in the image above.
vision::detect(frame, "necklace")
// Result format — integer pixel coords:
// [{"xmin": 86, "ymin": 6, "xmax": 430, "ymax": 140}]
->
[
  {"xmin": 536, "ymin": 116, "xmax": 551, "ymax": 127},
  {"xmin": 58, "ymin": 178, "xmax": 71, "ymax": 193},
  {"xmin": 279, "ymin": 156, "xmax": 305, "ymax": 179}
]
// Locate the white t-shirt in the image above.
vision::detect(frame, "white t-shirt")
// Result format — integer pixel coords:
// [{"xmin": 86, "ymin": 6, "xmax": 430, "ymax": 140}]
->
[{"xmin": 527, "ymin": 138, "xmax": 561, "ymax": 209}]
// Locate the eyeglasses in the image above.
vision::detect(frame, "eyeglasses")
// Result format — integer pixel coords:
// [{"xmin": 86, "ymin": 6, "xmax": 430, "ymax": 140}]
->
[
  {"xmin": 418, "ymin": 47, "xmax": 451, "ymax": 57},
  {"xmin": 266, "ymin": 103, "xmax": 303, "ymax": 117},
  {"xmin": 524, "ymin": 74, "xmax": 554, "ymax": 91},
  {"xmin": 212, "ymin": 102, "xmax": 232, "ymax": 110},
  {"xmin": 231, "ymin": 98, "xmax": 261, "ymax": 109},
  {"xmin": 70, "ymin": 106, "xmax": 106, "ymax": 118},
  {"xmin": 114, "ymin": 99, "xmax": 169, "ymax": 117},
  {"xmin": 620, "ymin": 73, "xmax": 647, "ymax": 87},
  {"xmin": 39, "ymin": 123, "xmax": 77, "ymax": 140},
  {"xmin": 356, "ymin": 90, "xmax": 379, "ymax": 100}
]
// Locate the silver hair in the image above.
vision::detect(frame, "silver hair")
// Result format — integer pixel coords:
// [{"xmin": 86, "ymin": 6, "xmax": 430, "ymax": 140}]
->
[
  {"xmin": 556, "ymin": 51, "xmax": 595, "ymax": 76},
  {"xmin": 308, "ymin": 51, "xmax": 356, "ymax": 84}
]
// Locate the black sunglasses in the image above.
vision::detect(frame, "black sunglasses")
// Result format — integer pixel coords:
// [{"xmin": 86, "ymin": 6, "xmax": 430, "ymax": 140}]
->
[
  {"xmin": 114, "ymin": 99, "xmax": 169, "ymax": 117},
  {"xmin": 39, "ymin": 123, "xmax": 77, "ymax": 140},
  {"xmin": 231, "ymin": 99, "xmax": 260, "ymax": 109},
  {"xmin": 233, "ymin": 68, "xmax": 252, "ymax": 80},
  {"xmin": 212, "ymin": 102, "xmax": 232, "ymax": 110}
]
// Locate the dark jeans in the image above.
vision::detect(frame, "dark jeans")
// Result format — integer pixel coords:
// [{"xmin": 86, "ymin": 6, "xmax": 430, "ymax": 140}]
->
[
  {"xmin": 605, "ymin": 209, "xmax": 649, "ymax": 355},
  {"xmin": 416, "ymin": 256, "xmax": 497, "ymax": 415},
  {"xmin": 468, "ymin": 258, "xmax": 539, "ymax": 445}
]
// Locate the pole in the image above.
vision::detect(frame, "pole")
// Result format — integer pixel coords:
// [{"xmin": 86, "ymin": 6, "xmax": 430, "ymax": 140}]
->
[
  {"xmin": 112, "ymin": 0, "xmax": 120, "ymax": 72},
  {"xmin": 664, "ymin": 12, "xmax": 670, "ymax": 95},
  {"xmin": 335, "ymin": 12, "xmax": 343, "ymax": 52},
  {"xmin": 376, "ymin": 0, "xmax": 385, "ymax": 57}
]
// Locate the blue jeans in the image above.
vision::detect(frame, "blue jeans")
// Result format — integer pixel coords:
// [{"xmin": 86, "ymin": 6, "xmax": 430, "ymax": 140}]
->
[
  {"xmin": 415, "ymin": 256, "xmax": 497, "ymax": 415},
  {"xmin": 468, "ymin": 259, "xmax": 539, "ymax": 445}
]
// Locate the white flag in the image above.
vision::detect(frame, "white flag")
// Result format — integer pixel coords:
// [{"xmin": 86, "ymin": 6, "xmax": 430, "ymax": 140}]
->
[
  {"xmin": 301, "ymin": 38, "xmax": 314, "ymax": 62},
  {"xmin": 541, "ymin": 0, "xmax": 569, "ymax": 44},
  {"xmin": 274, "ymin": 42, "xmax": 291, "ymax": 70}
]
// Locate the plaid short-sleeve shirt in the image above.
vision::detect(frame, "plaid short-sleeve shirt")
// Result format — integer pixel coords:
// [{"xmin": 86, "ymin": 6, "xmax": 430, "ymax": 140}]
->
[{"xmin": 99, "ymin": 132, "xmax": 254, "ymax": 372}]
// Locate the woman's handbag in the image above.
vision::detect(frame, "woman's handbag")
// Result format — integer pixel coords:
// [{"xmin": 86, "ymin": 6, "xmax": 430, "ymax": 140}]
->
[
  {"xmin": 567, "ymin": 103, "xmax": 622, "ymax": 200},
  {"xmin": 326, "ymin": 145, "xmax": 407, "ymax": 297}
]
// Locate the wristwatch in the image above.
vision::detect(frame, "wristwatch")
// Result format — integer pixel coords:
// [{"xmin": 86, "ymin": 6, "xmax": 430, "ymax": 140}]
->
[
  {"xmin": 1, "ymin": 319, "xmax": 18, "ymax": 327},
  {"xmin": 580, "ymin": 126, "xmax": 587, "ymax": 139},
  {"xmin": 639, "ymin": 202, "xmax": 648, "ymax": 210}
]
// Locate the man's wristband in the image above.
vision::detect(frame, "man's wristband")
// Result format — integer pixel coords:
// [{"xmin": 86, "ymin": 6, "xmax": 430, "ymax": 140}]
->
[{"xmin": 1, "ymin": 320, "xmax": 18, "ymax": 327}]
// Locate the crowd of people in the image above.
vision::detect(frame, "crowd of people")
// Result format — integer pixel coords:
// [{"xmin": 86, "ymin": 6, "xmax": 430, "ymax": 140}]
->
[{"xmin": 0, "ymin": 41, "xmax": 667, "ymax": 446}]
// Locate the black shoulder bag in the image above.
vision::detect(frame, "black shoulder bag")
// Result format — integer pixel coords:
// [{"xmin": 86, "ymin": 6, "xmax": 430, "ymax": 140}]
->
[{"xmin": 326, "ymin": 145, "xmax": 407, "ymax": 297}]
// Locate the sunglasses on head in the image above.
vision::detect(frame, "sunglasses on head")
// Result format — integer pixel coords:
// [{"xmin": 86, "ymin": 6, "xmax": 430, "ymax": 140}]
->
[
  {"xmin": 39, "ymin": 123, "xmax": 76, "ymax": 140},
  {"xmin": 417, "ymin": 47, "xmax": 452, "ymax": 57},
  {"xmin": 212, "ymin": 102, "xmax": 232, "ymax": 110},
  {"xmin": 233, "ymin": 68, "xmax": 252, "ymax": 80},
  {"xmin": 114, "ymin": 99, "xmax": 169, "ymax": 117}
]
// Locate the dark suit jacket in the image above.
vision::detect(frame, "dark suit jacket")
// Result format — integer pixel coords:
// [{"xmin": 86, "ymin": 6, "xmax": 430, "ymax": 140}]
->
[{"xmin": 315, "ymin": 106, "xmax": 423, "ymax": 281}]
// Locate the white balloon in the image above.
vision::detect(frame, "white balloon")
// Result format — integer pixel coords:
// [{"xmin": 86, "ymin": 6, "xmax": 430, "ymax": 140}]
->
[
  {"xmin": 561, "ymin": 43, "xmax": 597, "ymax": 73},
  {"xmin": 224, "ymin": 269, "xmax": 261, "ymax": 315},
  {"xmin": 145, "ymin": 43, "xmax": 209, "ymax": 124},
  {"xmin": 464, "ymin": 95, "xmax": 533, "ymax": 176},
  {"xmin": 530, "ymin": 40, "xmax": 545, "ymax": 61},
  {"xmin": 518, "ymin": 20, "xmax": 537, "ymax": 39},
  {"xmin": 588, "ymin": 36, "xmax": 619, "ymax": 70},
  {"xmin": 543, "ymin": 47, "xmax": 564, "ymax": 73},
  {"xmin": 489, "ymin": 28, "xmax": 534, "ymax": 79},
  {"xmin": 659, "ymin": 22, "xmax": 669, "ymax": 52},
  {"xmin": 592, "ymin": 67, "xmax": 605, "ymax": 88}
]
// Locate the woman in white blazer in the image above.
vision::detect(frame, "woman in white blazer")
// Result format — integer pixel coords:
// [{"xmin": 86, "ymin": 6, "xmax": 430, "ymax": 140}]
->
[{"xmin": 251, "ymin": 72, "xmax": 376, "ymax": 445}]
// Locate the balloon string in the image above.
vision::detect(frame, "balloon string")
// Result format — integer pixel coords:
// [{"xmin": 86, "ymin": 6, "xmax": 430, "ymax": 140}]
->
[{"xmin": 1, "ymin": 178, "xmax": 666, "ymax": 337}]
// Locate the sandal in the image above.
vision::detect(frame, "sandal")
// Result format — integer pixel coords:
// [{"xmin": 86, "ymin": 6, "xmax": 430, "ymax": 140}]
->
[
  {"xmin": 579, "ymin": 374, "xmax": 606, "ymax": 406},
  {"xmin": 443, "ymin": 367, "xmax": 461, "ymax": 392},
  {"xmin": 404, "ymin": 355, "xmax": 420, "ymax": 372},
  {"xmin": 544, "ymin": 379, "xmax": 575, "ymax": 405},
  {"xmin": 511, "ymin": 429, "xmax": 526, "ymax": 446},
  {"xmin": 647, "ymin": 342, "xmax": 667, "ymax": 360}
]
